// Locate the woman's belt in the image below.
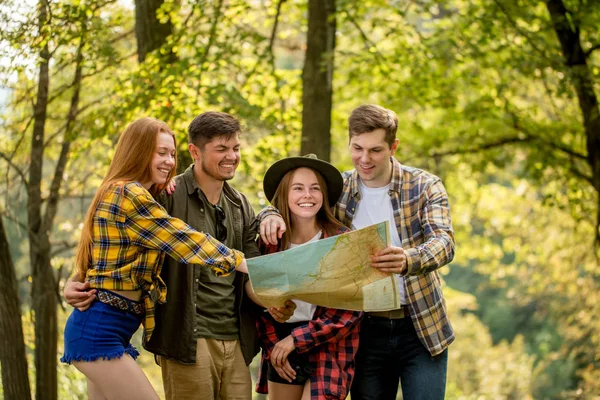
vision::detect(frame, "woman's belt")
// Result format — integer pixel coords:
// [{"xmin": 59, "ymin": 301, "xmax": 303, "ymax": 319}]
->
[{"xmin": 96, "ymin": 289, "xmax": 145, "ymax": 315}]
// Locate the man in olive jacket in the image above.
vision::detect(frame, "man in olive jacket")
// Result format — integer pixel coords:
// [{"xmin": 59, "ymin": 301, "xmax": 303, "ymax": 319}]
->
[{"xmin": 146, "ymin": 111, "xmax": 294, "ymax": 399}]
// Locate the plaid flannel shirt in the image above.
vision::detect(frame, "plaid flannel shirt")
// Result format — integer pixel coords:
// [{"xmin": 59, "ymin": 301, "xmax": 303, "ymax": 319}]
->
[
  {"xmin": 336, "ymin": 157, "xmax": 455, "ymax": 356},
  {"xmin": 86, "ymin": 182, "xmax": 243, "ymax": 343},
  {"xmin": 255, "ymin": 228, "xmax": 363, "ymax": 399}
]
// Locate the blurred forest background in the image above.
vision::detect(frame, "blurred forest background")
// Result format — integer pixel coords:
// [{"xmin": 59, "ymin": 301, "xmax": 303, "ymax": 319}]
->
[{"xmin": 0, "ymin": 0, "xmax": 599, "ymax": 399}]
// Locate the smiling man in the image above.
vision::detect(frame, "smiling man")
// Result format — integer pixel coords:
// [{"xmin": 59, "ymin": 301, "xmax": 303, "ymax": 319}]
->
[
  {"xmin": 144, "ymin": 111, "xmax": 296, "ymax": 400},
  {"xmin": 259, "ymin": 104, "xmax": 456, "ymax": 400},
  {"xmin": 146, "ymin": 112, "xmax": 259, "ymax": 400}
]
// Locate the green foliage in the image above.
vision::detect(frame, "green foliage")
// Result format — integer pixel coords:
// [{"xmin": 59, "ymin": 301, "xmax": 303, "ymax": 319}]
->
[{"xmin": 2, "ymin": 0, "xmax": 600, "ymax": 398}]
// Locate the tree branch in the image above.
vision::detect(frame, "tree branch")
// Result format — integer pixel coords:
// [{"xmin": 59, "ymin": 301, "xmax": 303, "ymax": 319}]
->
[
  {"xmin": 430, "ymin": 127, "xmax": 593, "ymax": 185},
  {"xmin": 168, "ymin": 4, "xmax": 199, "ymax": 47},
  {"xmin": 567, "ymin": 162, "xmax": 594, "ymax": 185},
  {"xmin": 584, "ymin": 43, "xmax": 600, "ymax": 57},
  {"xmin": 195, "ymin": 0, "xmax": 224, "ymax": 94},
  {"xmin": 240, "ymin": 0, "xmax": 286, "ymax": 95},
  {"xmin": 430, "ymin": 136, "xmax": 534, "ymax": 157},
  {"xmin": 47, "ymin": 51, "xmax": 136, "ymax": 105},
  {"xmin": 507, "ymin": 107, "xmax": 589, "ymax": 161},
  {"xmin": 55, "ymin": 262, "xmax": 66, "ymax": 311},
  {"xmin": 267, "ymin": 0, "xmax": 286, "ymax": 55},
  {"xmin": 344, "ymin": 11, "xmax": 386, "ymax": 66},
  {"xmin": 43, "ymin": 93, "xmax": 109, "ymax": 149},
  {"xmin": 0, "ymin": 152, "xmax": 28, "ymax": 186},
  {"xmin": 0, "ymin": 210, "xmax": 29, "ymax": 233},
  {"xmin": 492, "ymin": 0, "xmax": 552, "ymax": 61},
  {"xmin": 546, "ymin": 0, "xmax": 600, "ymax": 194},
  {"xmin": 42, "ymin": 21, "xmax": 86, "ymax": 233},
  {"xmin": 50, "ymin": 241, "xmax": 77, "ymax": 257}
]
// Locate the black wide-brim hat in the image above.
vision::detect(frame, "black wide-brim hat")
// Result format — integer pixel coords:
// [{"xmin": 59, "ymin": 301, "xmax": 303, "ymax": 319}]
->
[{"xmin": 263, "ymin": 154, "xmax": 343, "ymax": 207}]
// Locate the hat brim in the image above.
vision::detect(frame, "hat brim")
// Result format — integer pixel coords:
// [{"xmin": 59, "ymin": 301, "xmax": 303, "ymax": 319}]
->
[{"xmin": 263, "ymin": 157, "xmax": 343, "ymax": 207}]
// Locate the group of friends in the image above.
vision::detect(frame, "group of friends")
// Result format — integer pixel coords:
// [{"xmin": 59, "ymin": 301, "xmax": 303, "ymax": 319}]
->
[{"xmin": 61, "ymin": 104, "xmax": 456, "ymax": 400}]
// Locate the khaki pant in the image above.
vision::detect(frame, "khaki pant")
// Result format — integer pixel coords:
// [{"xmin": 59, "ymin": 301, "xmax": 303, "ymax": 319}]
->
[{"xmin": 159, "ymin": 339, "xmax": 251, "ymax": 400}]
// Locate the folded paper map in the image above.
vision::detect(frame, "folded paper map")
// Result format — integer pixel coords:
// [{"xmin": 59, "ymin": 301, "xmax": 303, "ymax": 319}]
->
[{"xmin": 247, "ymin": 221, "xmax": 401, "ymax": 311}]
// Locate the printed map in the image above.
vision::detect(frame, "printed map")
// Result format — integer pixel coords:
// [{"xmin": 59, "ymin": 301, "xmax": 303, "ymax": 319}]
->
[{"xmin": 247, "ymin": 221, "xmax": 401, "ymax": 311}]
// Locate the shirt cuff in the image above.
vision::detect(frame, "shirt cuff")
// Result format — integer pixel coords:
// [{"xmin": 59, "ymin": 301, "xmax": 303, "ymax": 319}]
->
[
  {"xmin": 291, "ymin": 327, "xmax": 311, "ymax": 354},
  {"xmin": 234, "ymin": 249, "xmax": 244, "ymax": 268},
  {"xmin": 215, "ymin": 249, "xmax": 244, "ymax": 277},
  {"xmin": 257, "ymin": 206, "xmax": 280, "ymax": 222},
  {"xmin": 403, "ymin": 247, "xmax": 421, "ymax": 276}
]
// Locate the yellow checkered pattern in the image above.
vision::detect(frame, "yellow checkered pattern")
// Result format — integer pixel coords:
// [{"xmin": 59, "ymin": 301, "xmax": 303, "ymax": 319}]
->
[{"xmin": 86, "ymin": 182, "xmax": 243, "ymax": 342}]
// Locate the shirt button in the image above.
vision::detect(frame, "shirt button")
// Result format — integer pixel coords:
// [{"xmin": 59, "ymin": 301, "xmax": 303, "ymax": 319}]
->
[
  {"xmin": 195, "ymin": 278, "xmax": 199, "ymax": 283},
  {"xmin": 193, "ymin": 328, "xmax": 197, "ymax": 332},
  {"xmin": 200, "ymin": 208, "xmax": 204, "ymax": 212}
]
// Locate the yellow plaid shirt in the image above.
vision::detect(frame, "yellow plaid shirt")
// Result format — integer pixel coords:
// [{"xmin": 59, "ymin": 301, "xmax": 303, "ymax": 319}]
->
[{"xmin": 86, "ymin": 182, "xmax": 243, "ymax": 343}]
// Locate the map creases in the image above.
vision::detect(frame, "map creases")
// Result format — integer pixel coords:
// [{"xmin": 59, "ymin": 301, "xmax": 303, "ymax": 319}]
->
[{"xmin": 247, "ymin": 221, "xmax": 401, "ymax": 312}]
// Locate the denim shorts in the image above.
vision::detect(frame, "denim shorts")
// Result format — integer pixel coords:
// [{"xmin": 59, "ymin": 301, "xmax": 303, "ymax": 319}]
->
[{"xmin": 60, "ymin": 291, "xmax": 144, "ymax": 364}]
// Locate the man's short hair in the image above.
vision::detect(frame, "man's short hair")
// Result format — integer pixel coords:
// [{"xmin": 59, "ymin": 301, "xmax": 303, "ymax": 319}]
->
[
  {"xmin": 348, "ymin": 104, "xmax": 398, "ymax": 147},
  {"xmin": 188, "ymin": 111, "xmax": 241, "ymax": 148}
]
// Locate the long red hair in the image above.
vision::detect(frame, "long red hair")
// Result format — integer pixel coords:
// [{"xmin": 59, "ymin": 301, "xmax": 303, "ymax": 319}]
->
[{"xmin": 74, "ymin": 117, "xmax": 177, "ymax": 279}]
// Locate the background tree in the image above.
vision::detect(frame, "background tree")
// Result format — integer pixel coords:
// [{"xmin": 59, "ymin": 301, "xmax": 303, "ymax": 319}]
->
[
  {"xmin": 134, "ymin": 0, "xmax": 176, "ymax": 63},
  {"xmin": 330, "ymin": 0, "xmax": 600, "ymax": 395},
  {"xmin": 1, "ymin": 0, "xmax": 599, "ymax": 398},
  {"xmin": 300, "ymin": 0, "xmax": 336, "ymax": 161},
  {"xmin": 0, "ymin": 217, "xmax": 31, "ymax": 399},
  {"xmin": 546, "ymin": 0, "xmax": 600, "ymax": 240},
  {"xmin": 0, "ymin": 0, "xmax": 135, "ymax": 397}
]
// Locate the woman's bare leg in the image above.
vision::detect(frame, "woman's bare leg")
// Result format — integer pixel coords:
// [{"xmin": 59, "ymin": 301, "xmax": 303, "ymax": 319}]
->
[
  {"xmin": 268, "ymin": 381, "xmax": 304, "ymax": 400},
  {"xmin": 73, "ymin": 355, "xmax": 159, "ymax": 400},
  {"xmin": 87, "ymin": 379, "xmax": 106, "ymax": 400},
  {"xmin": 301, "ymin": 381, "xmax": 311, "ymax": 400}
]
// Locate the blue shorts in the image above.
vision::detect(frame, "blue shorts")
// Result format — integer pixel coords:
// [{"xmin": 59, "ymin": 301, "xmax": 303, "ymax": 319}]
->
[{"xmin": 61, "ymin": 291, "xmax": 144, "ymax": 364}]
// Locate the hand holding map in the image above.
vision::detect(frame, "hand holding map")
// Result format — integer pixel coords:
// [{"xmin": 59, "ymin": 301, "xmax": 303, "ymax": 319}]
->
[{"xmin": 247, "ymin": 221, "xmax": 402, "ymax": 312}]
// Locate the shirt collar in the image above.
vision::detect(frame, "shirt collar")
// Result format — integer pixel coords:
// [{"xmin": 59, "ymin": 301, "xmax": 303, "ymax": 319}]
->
[
  {"xmin": 183, "ymin": 164, "xmax": 241, "ymax": 207},
  {"xmin": 183, "ymin": 164, "xmax": 201, "ymax": 196}
]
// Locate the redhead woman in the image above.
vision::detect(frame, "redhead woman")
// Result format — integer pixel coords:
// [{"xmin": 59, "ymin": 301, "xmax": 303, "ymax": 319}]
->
[
  {"xmin": 60, "ymin": 117, "xmax": 247, "ymax": 400},
  {"xmin": 253, "ymin": 154, "xmax": 362, "ymax": 400}
]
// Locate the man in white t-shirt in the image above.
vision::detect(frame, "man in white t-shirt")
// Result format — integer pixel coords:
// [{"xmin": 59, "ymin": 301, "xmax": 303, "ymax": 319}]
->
[{"xmin": 259, "ymin": 104, "xmax": 455, "ymax": 400}]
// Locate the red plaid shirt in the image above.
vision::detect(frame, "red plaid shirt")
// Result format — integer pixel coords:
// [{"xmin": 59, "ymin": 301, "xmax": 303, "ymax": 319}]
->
[{"xmin": 255, "ymin": 228, "xmax": 363, "ymax": 399}]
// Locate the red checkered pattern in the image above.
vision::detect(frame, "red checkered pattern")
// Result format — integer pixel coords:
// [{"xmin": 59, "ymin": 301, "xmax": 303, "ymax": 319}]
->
[{"xmin": 255, "ymin": 229, "xmax": 363, "ymax": 399}]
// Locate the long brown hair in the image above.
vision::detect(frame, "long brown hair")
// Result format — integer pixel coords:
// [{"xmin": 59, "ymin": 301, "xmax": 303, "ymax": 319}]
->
[
  {"xmin": 75, "ymin": 117, "xmax": 177, "ymax": 279},
  {"xmin": 270, "ymin": 168, "xmax": 344, "ymax": 250}
]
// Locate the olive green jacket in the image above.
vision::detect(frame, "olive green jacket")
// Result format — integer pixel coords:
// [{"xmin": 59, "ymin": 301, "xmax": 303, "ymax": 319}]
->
[{"xmin": 143, "ymin": 165, "xmax": 261, "ymax": 365}]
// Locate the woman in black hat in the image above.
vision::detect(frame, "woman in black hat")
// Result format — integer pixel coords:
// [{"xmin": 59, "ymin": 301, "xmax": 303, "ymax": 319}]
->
[{"xmin": 254, "ymin": 154, "xmax": 363, "ymax": 400}]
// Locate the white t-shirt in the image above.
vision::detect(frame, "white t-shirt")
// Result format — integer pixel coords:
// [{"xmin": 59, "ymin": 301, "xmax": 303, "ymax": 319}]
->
[
  {"xmin": 285, "ymin": 231, "xmax": 321, "ymax": 323},
  {"xmin": 352, "ymin": 180, "xmax": 407, "ymax": 304}
]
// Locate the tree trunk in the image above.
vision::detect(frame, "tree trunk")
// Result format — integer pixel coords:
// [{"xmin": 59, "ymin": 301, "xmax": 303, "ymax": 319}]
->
[
  {"xmin": 135, "ymin": 0, "xmax": 184, "ymax": 165},
  {"xmin": 0, "ymin": 218, "xmax": 32, "ymax": 400},
  {"xmin": 300, "ymin": 0, "xmax": 336, "ymax": 161},
  {"xmin": 28, "ymin": 1, "xmax": 57, "ymax": 399},
  {"xmin": 134, "ymin": 0, "xmax": 175, "ymax": 63},
  {"xmin": 30, "ymin": 240, "xmax": 57, "ymax": 400},
  {"xmin": 546, "ymin": 0, "xmax": 600, "ymax": 241}
]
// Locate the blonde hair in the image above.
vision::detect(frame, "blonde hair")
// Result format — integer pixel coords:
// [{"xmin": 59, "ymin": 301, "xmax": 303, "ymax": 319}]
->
[
  {"xmin": 271, "ymin": 168, "xmax": 344, "ymax": 249},
  {"xmin": 74, "ymin": 117, "xmax": 177, "ymax": 279}
]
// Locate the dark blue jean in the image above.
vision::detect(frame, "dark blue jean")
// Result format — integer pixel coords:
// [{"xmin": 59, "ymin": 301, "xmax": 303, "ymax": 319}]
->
[{"xmin": 350, "ymin": 315, "xmax": 448, "ymax": 400}]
